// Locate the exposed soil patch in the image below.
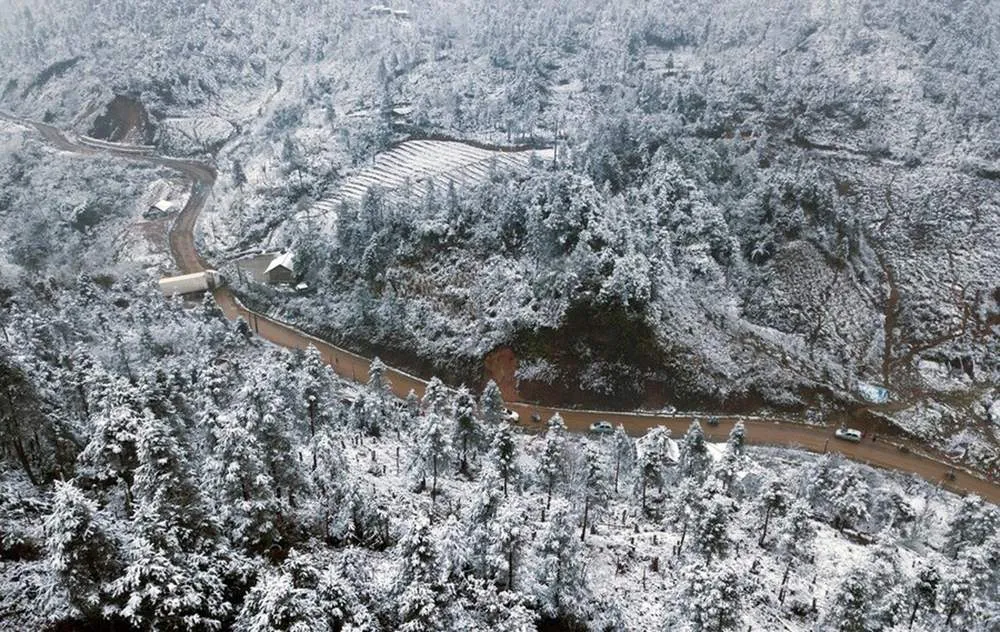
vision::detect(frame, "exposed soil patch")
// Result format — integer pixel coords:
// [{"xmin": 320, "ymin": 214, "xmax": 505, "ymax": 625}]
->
[
  {"xmin": 483, "ymin": 346, "xmax": 519, "ymax": 402},
  {"xmin": 89, "ymin": 95, "xmax": 155, "ymax": 144}
]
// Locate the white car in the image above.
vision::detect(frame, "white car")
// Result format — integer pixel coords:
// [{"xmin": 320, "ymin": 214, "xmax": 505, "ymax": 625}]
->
[
  {"xmin": 589, "ymin": 420, "xmax": 614, "ymax": 435},
  {"xmin": 502, "ymin": 408, "xmax": 520, "ymax": 424},
  {"xmin": 835, "ymin": 427, "xmax": 863, "ymax": 443}
]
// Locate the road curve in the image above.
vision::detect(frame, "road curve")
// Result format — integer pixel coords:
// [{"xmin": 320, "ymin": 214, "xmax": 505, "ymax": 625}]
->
[{"xmin": 4, "ymin": 110, "xmax": 997, "ymax": 505}]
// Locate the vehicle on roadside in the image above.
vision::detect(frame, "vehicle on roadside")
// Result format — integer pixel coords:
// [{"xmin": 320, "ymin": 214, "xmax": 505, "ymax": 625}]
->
[
  {"xmin": 834, "ymin": 427, "xmax": 863, "ymax": 443},
  {"xmin": 661, "ymin": 405, "xmax": 678, "ymax": 415},
  {"xmin": 502, "ymin": 408, "xmax": 519, "ymax": 424},
  {"xmin": 589, "ymin": 420, "xmax": 614, "ymax": 435}
]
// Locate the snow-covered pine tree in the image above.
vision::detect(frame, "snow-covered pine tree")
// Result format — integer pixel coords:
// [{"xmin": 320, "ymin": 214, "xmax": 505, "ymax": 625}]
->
[
  {"xmin": 635, "ymin": 425, "xmax": 671, "ymax": 513},
  {"xmin": 489, "ymin": 421, "xmax": 520, "ymax": 498},
  {"xmin": 757, "ymin": 477, "xmax": 788, "ymax": 547},
  {"xmin": 367, "ymin": 356, "xmax": 393, "ymax": 398},
  {"xmin": 479, "ymin": 379, "xmax": 504, "ymax": 425},
  {"xmin": 452, "ymin": 385, "xmax": 481, "ymax": 475},
  {"xmin": 693, "ymin": 492, "xmax": 731, "ymax": 561},
  {"xmin": 576, "ymin": 442, "xmax": 609, "ymax": 541},
  {"xmin": 538, "ymin": 418, "xmax": 567, "ymax": 510},
  {"xmin": 944, "ymin": 494, "xmax": 999, "ymax": 558},
  {"xmin": 533, "ymin": 502, "xmax": 590, "ymax": 625},
  {"xmin": 43, "ymin": 481, "xmax": 121, "ymax": 620},
  {"xmin": 831, "ymin": 471, "xmax": 871, "ymax": 533},
  {"xmin": 392, "ymin": 513, "xmax": 452, "ymax": 631},
  {"xmin": 611, "ymin": 423, "xmax": 636, "ymax": 495},
  {"xmin": 680, "ymin": 420, "xmax": 711, "ymax": 480},
  {"xmin": 299, "ymin": 345, "xmax": 333, "ymax": 437},
  {"xmin": 412, "ymin": 411, "xmax": 453, "ymax": 499},
  {"xmin": 490, "ymin": 500, "xmax": 530, "ymax": 591},
  {"xmin": 234, "ymin": 550, "xmax": 329, "ymax": 632},
  {"xmin": 422, "ymin": 376, "xmax": 450, "ymax": 415},
  {"xmin": 210, "ymin": 410, "xmax": 282, "ymax": 550},
  {"xmin": 680, "ymin": 561, "xmax": 746, "ymax": 632}
]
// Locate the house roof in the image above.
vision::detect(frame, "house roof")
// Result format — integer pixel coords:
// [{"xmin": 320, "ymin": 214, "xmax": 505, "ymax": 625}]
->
[
  {"xmin": 265, "ymin": 252, "xmax": 294, "ymax": 273},
  {"xmin": 152, "ymin": 199, "xmax": 175, "ymax": 212}
]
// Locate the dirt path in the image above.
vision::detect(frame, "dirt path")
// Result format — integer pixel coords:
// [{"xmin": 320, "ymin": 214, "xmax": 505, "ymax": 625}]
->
[{"xmin": 5, "ymin": 109, "xmax": 998, "ymax": 505}]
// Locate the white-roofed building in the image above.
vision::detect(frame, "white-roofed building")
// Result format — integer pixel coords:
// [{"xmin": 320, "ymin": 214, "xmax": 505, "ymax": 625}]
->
[{"xmin": 265, "ymin": 252, "xmax": 295, "ymax": 284}]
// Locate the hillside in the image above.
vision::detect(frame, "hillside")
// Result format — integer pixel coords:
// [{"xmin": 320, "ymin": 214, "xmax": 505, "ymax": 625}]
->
[{"xmin": 1, "ymin": 2, "xmax": 1000, "ymax": 630}]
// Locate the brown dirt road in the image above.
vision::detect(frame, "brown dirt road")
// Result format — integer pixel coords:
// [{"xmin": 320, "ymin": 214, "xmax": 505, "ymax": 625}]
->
[{"xmin": 4, "ymin": 109, "xmax": 997, "ymax": 505}]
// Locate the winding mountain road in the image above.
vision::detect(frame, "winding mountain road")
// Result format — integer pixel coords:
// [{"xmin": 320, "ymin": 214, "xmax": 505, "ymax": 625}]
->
[{"xmin": 4, "ymin": 110, "xmax": 998, "ymax": 505}]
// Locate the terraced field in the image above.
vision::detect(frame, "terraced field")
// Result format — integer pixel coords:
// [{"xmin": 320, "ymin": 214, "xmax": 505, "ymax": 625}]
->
[{"xmin": 306, "ymin": 139, "xmax": 554, "ymax": 230}]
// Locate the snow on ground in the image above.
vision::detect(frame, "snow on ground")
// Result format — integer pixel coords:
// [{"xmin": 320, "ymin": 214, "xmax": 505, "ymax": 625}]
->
[{"xmin": 302, "ymin": 140, "xmax": 554, "ymax": 231}]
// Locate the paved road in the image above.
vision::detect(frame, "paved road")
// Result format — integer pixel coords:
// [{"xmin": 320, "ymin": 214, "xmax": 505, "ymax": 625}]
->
[{"xmin": 4, "ymin": 110, "xmax": 997, "ymax": 505}]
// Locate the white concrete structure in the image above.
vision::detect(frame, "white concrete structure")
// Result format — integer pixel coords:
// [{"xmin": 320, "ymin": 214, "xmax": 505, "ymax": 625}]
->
[{"xmin": 158, "ymin": 270, "xmax": 223, "ymax": 296}]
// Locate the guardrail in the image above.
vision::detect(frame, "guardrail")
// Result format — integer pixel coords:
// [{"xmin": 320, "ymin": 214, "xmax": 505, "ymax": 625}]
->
[{"xmin": 77, "ymin": 135, "xmax": 156, "ymax": 154}]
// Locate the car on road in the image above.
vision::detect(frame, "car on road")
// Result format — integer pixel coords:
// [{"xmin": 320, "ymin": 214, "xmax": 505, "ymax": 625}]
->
[
  {"xmin": 834, "ymin": 427, "xmax": 863, "ymax": 443},
  {"xmin": 502, "ymin": 408, "xmax": 520, "ymax": 424},
  {"xmin": 589, "ymin": 420, "xmax": 614, "ymax": 435},
  {"xmin": 707, "ymin": 416, "xmax": 720, "ymax": 426}
]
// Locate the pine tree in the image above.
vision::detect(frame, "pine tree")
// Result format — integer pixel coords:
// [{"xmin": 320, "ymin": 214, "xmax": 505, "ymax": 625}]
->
[
  {"xmin": 907, "ymin": 565, "xmax": 939, "ymax": 630},
  {"xmin": 694, "ymin": 493, "xmax": 731, "ymax": 561},
  {"xmin": 775, "ymin": 497, "xmax": 817, "ymax": 603},
  {"xmin": 944, "ymin": 494, "xmax": 999, "ymax": 558},
  {"xmin": 635, "ymin": 426, "xmax": 671, "ymax": 512},
  {"xmin": 368, "ymin": 356, "xmax": 393, "ymax": 399},
  {"xmin": 534, "ymin": 502, "xmax": 590, "ymax": 624},
  {"xmin": 538, "ymin": 420, "xmax": 567, "ymax": 510},
  {"xmin": 44, "ymin": 481, "xmax": 121, "ymax": 619},
  {"xmin": 757, "ymin": 477, "xmax": 788, "ymax": 547},
  {"xmin": 832, "ymin": 472, "xmax": 871, "ymax": 532},
  {"xmin": 412, "ymin": 412, "xmax": 453, "ymax": 499},
  {"xmin": 234, "ymin": 550, "xmax": 330, "ymax": 632},
  {"xmin": 479, "ymin": 379, "xmax": 504, "ymax": 425},
  {"xmin": 577, "ymin": 443, "xmax": 609, "ymax": 541},
  {"xmin": 393, "ymin": 513, "xmax": 451, "ymax": 631},
  {"xmin": 680, "ymin": 420, "xmax": 710, "ymax": 480},
  {"xmin": 491, "ymin": 501, "xmax": 529, "ymax": 591},
  {"xmin": 210, "ymin": 410, "xmax": 281, "ymax": 550},
  {"xmin": 611, "ymin": 423, "xmax": 635, "ymax": 495},
  {"xmin": 110, "ymin": 411, "xmax": 234, "ymax": 631},
  {"xmin": 452, "ymin": 386, "xmax": 481, "ymax": 475},
  {"xmin": 680, "ymin": 562, "xmax": 745, "ymax": 632},
  {"xmin": 489, "ymin": 422, "xmax": 520, "ymax": 498},
  {"xmin": 299, "ymin": 345, "xmax": 333, "ymax": 437},
  {"xmin": 726, "ymin": 420, "xmax": 746, "ymax": 454},
  {"xmin": 421, "ymin": 376, "xmax": 450, "ymax": 415}
]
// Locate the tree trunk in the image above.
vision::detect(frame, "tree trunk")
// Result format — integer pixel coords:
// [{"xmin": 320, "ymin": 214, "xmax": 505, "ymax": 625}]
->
[
  {"xmin": 581, "ymin": 496, "xmax": 590, "ymax": 542},
  {"xmin": 908, "ymin": 598, "xmax": 920, "ymax": 630},
  {"xmin": 506, "ymin": 547, "xmax": 514, "ymax": 591},
  {"xmin": 759, "ymin": 505, "xmax": 773, "ymax": 546},
  {"xmin": 432, "ymin": 455, "xmax": 438, "ymax": 499},
  {"xmin": 502, "ymin": 471, "xmax": 508, "ymax": 498},
  {"xmin": 614, "ymin": 453, "xmax": 620, "ymax": 494},
  {"xmin": 10, "ymin": 436, "xmax": 39, "ymax": 486}
]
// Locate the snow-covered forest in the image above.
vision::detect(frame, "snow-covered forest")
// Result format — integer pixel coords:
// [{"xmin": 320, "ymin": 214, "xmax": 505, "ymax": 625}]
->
[
  {"xmin": 1, "ymin": 0, "xmax": 1000, "ymax": 630},
  {"xmin": 2, "ymin": 0, "xmax": 998, "ymax": 458}
]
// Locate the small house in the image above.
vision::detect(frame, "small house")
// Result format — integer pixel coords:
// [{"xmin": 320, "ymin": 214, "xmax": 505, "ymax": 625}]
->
[
  {"xmin": 146, "ymin": 199, "xmax": 176, "ymax": 218},
  {"xmin": 265, "ymin": 252, "xmax": 295, "ymax": 284}
]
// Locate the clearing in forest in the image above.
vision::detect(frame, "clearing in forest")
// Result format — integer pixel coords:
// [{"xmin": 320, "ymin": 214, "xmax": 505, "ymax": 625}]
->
[{"xmin": 307, "ymin": 139, "xmax": 554, "ymax": 230}]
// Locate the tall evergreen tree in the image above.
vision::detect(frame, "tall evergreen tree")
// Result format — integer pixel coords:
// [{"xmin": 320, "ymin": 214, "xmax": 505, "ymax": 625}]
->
[
  {"xmin": 538, "ymin": 419, "xmax": 567, "ymax": 510},
  {"xmin": 534, "ymin": 503, "xmax": 590, "ymax": 624},
  {"xmin": 452, "ymin": 386, "xmax": 481, "ymax": 475},
  {"xmin": 489, "ymin": 422, "xmax": 520, "ymax": 498},
  {"xmin": 611, "ymin": 423, "xmax": 636, "ymax": 495},
  {"xmin": 479, "ymin": 379, "xmax": 504, "ymax": 425}
]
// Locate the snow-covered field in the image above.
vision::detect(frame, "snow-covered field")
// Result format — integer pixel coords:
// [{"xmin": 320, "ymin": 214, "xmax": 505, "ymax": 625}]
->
[{"xmin": 303, "ymin": 140, "xmax": 554, "ymax": 230}]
